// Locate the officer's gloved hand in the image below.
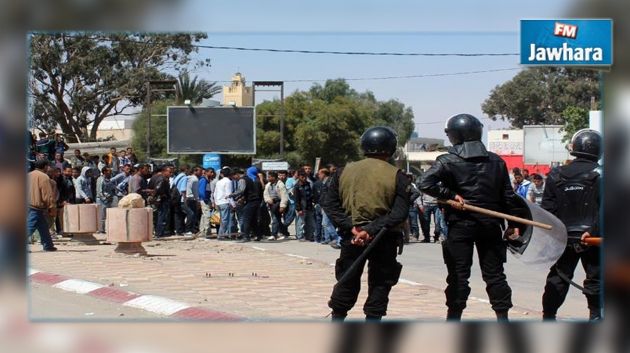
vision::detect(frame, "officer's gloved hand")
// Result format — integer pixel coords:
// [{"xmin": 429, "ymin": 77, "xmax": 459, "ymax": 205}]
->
[
  {"xmin": 504, "ymin": 227, "xmax": 520, "ymax": 241},
  {"xmin": 504, "ymin": 227, "xmax": 526, "ymax": 248}
]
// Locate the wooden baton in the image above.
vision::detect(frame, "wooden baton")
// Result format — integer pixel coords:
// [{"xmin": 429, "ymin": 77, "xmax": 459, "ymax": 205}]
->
[{"xmin": 439, "ymin": 199, "xmax": 553, "ymax": 230}]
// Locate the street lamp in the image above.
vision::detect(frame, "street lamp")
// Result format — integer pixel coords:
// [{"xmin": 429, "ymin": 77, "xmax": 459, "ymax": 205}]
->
[{"xmin": 145, "ymin": 80, "xmax": 178, "ymax": 158}]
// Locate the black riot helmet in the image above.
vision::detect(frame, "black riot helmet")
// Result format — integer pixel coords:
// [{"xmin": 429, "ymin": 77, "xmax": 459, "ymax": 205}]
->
[
  {"xmin": 570, "ymin": 129, "xmax": 602, "ymax": 161},
  {"xmin": 444, "ymin": 114, "xmax": 484, "ymax": 145},
  {"xmin": 360, "ymin": 126, "xmax": 398, "ymax": 157}
]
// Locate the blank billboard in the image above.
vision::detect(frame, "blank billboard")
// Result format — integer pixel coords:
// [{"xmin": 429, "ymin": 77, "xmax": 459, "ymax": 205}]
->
[
  {"xmin": 167, "ymin": 106, "xmax": 255, "ymax": 154},
  {"xmin": 523, "ymin": 125, "xmax": 570, "ymax": 165}
]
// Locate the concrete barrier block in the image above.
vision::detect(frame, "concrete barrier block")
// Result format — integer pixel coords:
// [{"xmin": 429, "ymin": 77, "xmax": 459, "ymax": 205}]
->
[
  {"xmin": 106, "ymin": 208, "xmax": 153, "ymax": 243},
  {"xmin": 63, "ymin": 204, "xmax": 98, "ymax": 233}
]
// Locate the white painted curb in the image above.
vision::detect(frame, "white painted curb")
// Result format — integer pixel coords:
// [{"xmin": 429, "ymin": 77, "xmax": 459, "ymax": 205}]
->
[
  {"xmin": 53, "ymin": 279, "xmax": 105, "ymax": 294},
  {"xmin": 123, "ymin": 295, "xmax": 191, "ymax": 316}
]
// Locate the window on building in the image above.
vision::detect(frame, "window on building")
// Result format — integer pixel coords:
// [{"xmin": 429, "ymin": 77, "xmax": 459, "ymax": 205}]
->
[{"xmin": 502, "ymin": 134, "xmax": 509, "ymax": 140}]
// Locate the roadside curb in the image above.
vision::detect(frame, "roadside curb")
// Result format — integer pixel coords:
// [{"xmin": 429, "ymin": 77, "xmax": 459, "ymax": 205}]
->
[{"xmin": 28, "ymin": 268, "xmax": 242, "ymax": 321}]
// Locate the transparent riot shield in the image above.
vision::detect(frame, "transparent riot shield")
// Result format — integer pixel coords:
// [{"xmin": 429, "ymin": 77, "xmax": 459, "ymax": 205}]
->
[{"xmin": 506, "ymin": 197, "xmax": 567, "ymax": 270}]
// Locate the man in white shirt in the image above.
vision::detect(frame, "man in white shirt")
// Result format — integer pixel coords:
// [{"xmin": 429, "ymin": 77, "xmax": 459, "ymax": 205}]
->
[
  {"xmin": 263, "ymin": 171, "xmax": 289, "ymax": 240},
  {"xmin": 184, "ymin": 166, "xmax": 202, "ymax": 235},
  {"xmin": 213, "ymin": 167, "xmax": 235, "ymax": 239},
  {"xmin": 526, "ymin": 173, "xmax": 545, "ymax": 205},
  {"xmin": 171, "ymin": 164, "xmax": 190, "ymax": 235}
]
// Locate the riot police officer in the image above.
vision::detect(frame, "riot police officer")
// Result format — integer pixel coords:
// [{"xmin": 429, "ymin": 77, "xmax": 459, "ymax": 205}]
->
[
  {"xmin": 419, "ymin": 114, "xmax": 522, "ymax": 321},
  {"xmin": 541, "ymin": 129, "xmax": 602, "ymax": 321},
  {"xmin": 321, "ymin": 126, "xmax": 410, "ymax": 321}
]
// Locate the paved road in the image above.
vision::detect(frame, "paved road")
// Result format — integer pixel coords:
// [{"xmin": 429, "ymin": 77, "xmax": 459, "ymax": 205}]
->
[
  {"xmin": 30, "ymin": 282, "xmax": 163, "ymax": 320},
  {"xmin": 239, "ymin": 237, "xmax": 587, "ymax": 319},
  {"xmin": 29, "ymin": 230, "xmax": 589, "ymax": 321}
]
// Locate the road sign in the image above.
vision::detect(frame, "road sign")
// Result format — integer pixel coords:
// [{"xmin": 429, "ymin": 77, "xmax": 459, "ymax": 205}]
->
[
  {"xmin": 202, "ymin": 153, "xmax": 221, "ymax": 170},
  {"xmin": 261, "ymin": 161, "xmax": 289, "ymax": 171}
]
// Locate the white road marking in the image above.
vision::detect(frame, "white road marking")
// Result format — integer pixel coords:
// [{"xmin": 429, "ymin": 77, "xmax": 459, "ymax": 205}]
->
[
  {"xmin": 399, "ymin": 278, "xmax": 425, "ymax": 286},
  {"xmin": 123, "ymin": 295, "xmax": 190, "ymax": 316},
  {"xmin": 469, "ymin": 296, "xmax": 490, "ymax": 304},
  {"xmin": 53, "ymin": 279, "xmax": 105, "ymax": 294}
]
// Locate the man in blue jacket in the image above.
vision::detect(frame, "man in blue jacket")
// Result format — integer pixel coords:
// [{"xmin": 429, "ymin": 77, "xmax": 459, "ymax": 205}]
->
[{"xmin": 198, "ymin": 168, "xmax": 213, "ymax": 237}]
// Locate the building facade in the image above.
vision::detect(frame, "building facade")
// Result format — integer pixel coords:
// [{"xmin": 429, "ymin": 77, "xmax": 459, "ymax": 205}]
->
[
  {"xmin": 222, "ymin": 72, "xmax": 253, "ymax": 107},
  {"xmin": 487, "ymin": 128, "xmax": 564, "ymax": 176},
  {"xmin": 88, "ymin": 119, "xmax": 135, "ymax": 141}
]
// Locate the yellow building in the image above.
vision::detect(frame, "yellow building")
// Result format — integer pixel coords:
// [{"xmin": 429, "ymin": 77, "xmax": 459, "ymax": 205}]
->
[{"xmin": 222, "ymin": 72, "xmax": 253, "ymax": 107}]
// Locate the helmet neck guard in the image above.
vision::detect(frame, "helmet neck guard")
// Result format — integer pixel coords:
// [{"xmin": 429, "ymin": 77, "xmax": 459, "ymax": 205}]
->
[{"xmin": 448, "ymin": 141, "xmax": 489, "ymax": 159}]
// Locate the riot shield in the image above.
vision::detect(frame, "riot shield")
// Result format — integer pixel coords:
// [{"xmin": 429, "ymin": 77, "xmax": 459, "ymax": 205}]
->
[{"xmin": 506, "ymin": 197, "xmax": 567, "ymax": 270}]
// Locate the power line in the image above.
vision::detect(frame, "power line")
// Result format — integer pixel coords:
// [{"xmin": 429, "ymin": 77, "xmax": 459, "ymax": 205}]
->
[
  {"xmin": 414, "ymin": 117, "xmax": 495, "ymax": 125},
  {"xmin": 54, "ymin": 34, "xmax": 519, "ymax": 57},
  {"xmin": 194, "ymin": 44, "xmax": 518, "ymax": 57},
  {"xmin": 212, "ymin": 68, "xmax": 520, "ymax": 84},
  {"xmin": 280, "ymin": 68, "xmax": 520, "ymax": 83},
  {"xmin": 41, "ymin": 34, "xmax": 521, "ymax": 84}
]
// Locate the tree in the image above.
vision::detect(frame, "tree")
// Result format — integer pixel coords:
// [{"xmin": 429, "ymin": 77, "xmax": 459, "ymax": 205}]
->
[
  {"xmin": 373, "ymin": 99, "xmax": 415, "ymax": 147},
  {"xmin": 29, "ymin": 32, "xmax": 209, "ymax": 142},
  {"xmin": 131, "ymin": 99, "xmax": 172, "ymax": 160},
  {"xmin": 255, "ymin": 79, "xmax": 416, "ymax": 166},
  {"xmin": 560, "ymin": 106, "xmax": 589, "ymax": 142},
  {"xmin": 482, "ymin": 67, "xmax": 599, "ymax": 128},
  {"xmin": 294, "ymin": 96, "xmax": 371, "ymax": 165},
  {"xmin": 309, "ymin": 79, "xmax": 357, "ymax": 103},
  {"xmin": 176, "ymin": 71, "xmax": 221, "ymax": 104}
]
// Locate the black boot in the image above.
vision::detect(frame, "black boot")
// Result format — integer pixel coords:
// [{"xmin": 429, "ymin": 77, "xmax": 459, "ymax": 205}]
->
[
  {"xmin": 331, "ymin": 311, "xmax": 347, "ymax": 322},
  {"xmin": 365, "ymin": 315, "xmax": 382, "ymax": 321},
  {"xmin": 589, "ymin": 308, "xmax": 602, "ymax": 321},
  {"xmin": 447, "ymin": 309, "xmax": 462, "ymax": 321},
  {"xmin": 495, "ymin": 310, "xmax": 509, "ymax": 322}
]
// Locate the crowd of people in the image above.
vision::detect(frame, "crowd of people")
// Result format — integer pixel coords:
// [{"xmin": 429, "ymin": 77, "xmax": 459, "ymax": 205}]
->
[
  {"xmin": 509, "ymin": 167, "xmax": 547, "ymax": 205},
  {"xmin": 147, "ymin": 163, "xmax": 342, "ymax": 248},
  {"xmin": 26, "ymin": 132, "xmax": 543, "ymax": 249},
  {"xmin": 26, "ymin": 131, "xmax": 344, "ymax": 248}
]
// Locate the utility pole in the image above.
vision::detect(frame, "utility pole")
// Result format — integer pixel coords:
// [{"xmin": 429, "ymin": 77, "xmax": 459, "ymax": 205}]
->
[
  {"xmin": 145, "ymin": 82, "xmax": 151, "ymax": 158},
  {"xmin": 252, "ymin": 81, "xmax": 285, "ymax": 159},
  {"xmin": 144, "ymin": 80, "xmax": 178, "ymax": 159}
]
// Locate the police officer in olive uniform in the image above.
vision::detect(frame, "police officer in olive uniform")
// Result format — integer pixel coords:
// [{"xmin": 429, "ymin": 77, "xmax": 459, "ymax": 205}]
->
[
  {"xmin": 419, "ymin": 114, "xmax": 522, "ymax": 321},
  {"xmin": 541, "ymin": 129, "xmax": 602, "ymax": 321},
  {"xmin": 321, "ymin": 126, "xmax": 410, "ymax": 321}
]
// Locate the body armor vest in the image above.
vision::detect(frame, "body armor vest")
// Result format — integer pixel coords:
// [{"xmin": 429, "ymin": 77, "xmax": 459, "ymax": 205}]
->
[
  {"xmin": 339, "ymin": 158, "xmax": 399, "ymax": 227},
  {"xmin": 554, "ymin": 166, "xmax": 600, "ymax": 234}
]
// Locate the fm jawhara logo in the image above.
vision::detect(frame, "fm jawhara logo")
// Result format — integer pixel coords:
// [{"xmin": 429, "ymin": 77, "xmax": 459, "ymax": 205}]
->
[{"xmin": 521, "ymin": 19, "xmax": 612, "ymax": 66}]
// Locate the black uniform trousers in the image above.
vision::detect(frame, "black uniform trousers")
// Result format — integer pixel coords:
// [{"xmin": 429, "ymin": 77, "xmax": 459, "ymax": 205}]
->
[
  {"xmin": 442, "ymin": 219, "xmax": 512, "ymax": 314},
  {"xmin": 257, "ymin": 201, "xmax": 272, "ymax": 238},
  {"xmin": 542, "ymin": 240, "xmax": 600, "ymax": 318},
  {"xmin": 239, "ymin": 199, "xmax": 261, "ymax": 240},
  {"xmin": 329, "ymin": 232, "xmax": 402, "ymax": 318}
]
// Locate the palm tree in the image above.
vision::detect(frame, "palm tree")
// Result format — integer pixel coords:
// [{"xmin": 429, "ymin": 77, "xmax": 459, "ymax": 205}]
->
[{"xmin": 176, "ymin": 71, "xmax": 221, "ymax": 104}]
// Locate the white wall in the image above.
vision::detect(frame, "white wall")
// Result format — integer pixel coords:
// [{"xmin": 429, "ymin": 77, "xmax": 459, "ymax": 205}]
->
[{"xmin": 487, "ymin": 129, "xmax": 524, "ymax": 155}]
